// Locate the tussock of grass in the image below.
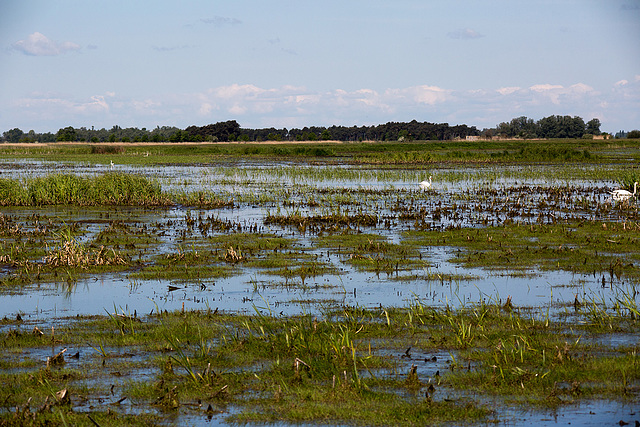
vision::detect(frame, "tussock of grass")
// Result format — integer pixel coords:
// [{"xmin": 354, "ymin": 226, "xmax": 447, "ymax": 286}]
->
[
  {"xmin": 0, "ymin": 173, "xmax": 170, "ymax": 206},
  {"xmin": 173, "ymin": 190, "xmax": 235, "ymax": 208}
]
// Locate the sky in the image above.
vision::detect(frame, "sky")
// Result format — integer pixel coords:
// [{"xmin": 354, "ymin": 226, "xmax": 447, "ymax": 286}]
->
[{"xmin": 1, "ymin": 0, "xmax": 639, "ymax": 135}]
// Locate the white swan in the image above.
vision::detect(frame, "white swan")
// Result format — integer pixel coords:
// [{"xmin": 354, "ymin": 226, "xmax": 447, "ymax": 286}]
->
[
  {"xmin": 610, "ymin": 181, "xmax": 638, "ymax": 202},
  {"xmin": 419, "ymin": 176, "xmax": 432, "ymax": 190}
]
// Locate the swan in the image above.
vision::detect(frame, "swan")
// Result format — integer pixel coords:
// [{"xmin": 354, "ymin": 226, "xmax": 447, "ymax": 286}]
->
[
  {"xmin": 610, "ymin": 181, "xmax": 638, "ymax": 202},
  {"xmin": 419, "ymin": 176, "xmax": 432, "ymax": 190}
]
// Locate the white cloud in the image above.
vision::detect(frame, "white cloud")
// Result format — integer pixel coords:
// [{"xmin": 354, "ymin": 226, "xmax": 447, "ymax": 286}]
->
[
  {"xmin": 528, "ymin": 83, "xmax": 596, "ymax": 105},
  {"xmin": 211, "ymin": 84, "xmax": 264, "ymax": 99},
  {"xmin": 615, "ymin": 79, "xmax": 629, "ymax": 86},
  {"xmin": 529, "ymin": 84, "xmax": 564, "ymax": 92},
  {"xmin": 200, "ymin": 16, "xmax": 242, "ymax": 27},
  {"xmin": 12, "ymin": 32, "xmax": 81, "ymax": 56},
  {"xmin": 83, "ymin": 95, "xmax": 109, "ymax": 113},
  {"xmin": 16, "ymin": 93, "xmax": 109, "ymax": 115},
  {"xmin": 569, "ymin": 83, "xmax": 594, "ymax": 94},
  {"xmin": 497, "ymin": 87, "xmax": 521, "ymax": 95},
  {"xmin": 353, "ymin": 89, "xmax": 382, "ymax": 107},
  {"xmin": 385, "ymin": 85, "xmax": 451, "ymax": 105},
  {"xmin": 228, "ymin": 104, "xmax": 247, "ymax": 115},
  {"xmin": 153, "ymin": 44, "xmax": 193, "ymax": 52},
  {"xmin": 4, "ymin": 79, "xmax": 639, "ymax": 133},
  {"xmin": 198, "ymin": 103, "xmax": 214, "ymax": 115},
  {"xmin": 447, "ymin": 28, "xmax": 484, "ymax": 40},
  {"xmin": 132, "ymin": 99, "xmax": 162, "ymax": 113}
]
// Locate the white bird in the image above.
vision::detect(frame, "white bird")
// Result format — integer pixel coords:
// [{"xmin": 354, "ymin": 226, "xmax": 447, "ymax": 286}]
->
[
  {"xmin": 610, "ymin": 181, "xmax": 638, "ymax": 202},
  {"xmin": 419, "ymin": 176, "xmax": 432, "ymax": 190},
  {"xmin": 110, "ymin": 160, "xmax": 114, "ymax": 170}
]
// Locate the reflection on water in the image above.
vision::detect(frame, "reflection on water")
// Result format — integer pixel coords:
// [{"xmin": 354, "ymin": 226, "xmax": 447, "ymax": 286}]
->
[
  {"xmin": 1, "ymin": 159, "xmax": 635, "ymax": 322},
  {"xmin": 0, "ymin": 158, "xmax": 637, "ymax": 426}
]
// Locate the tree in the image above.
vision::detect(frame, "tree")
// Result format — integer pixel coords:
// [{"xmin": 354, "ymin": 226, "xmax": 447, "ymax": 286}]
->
[
  {"xmin": 536, "ymin": 115, "xmax": 587, "ymax": 139},
  {"xmin": 187, "ymin": 120, "xmax": 241, "ymax": 142},
  {"xmin": 569, "ymin": 116, "xmax": 585, "ymax": 138},
  {"xmin": 496, "ymin": 121, "xmax": 513, "ymax": 137},
  {"xmin": 56, "ymin": 126, "xmax": 77, "ymax": 142},
  {"xmin": 586, "ymin": 118, "xmax": 601, "ymax": 135},
  {"xmin": 627, "ymin": 130, "xmax": 640, "ymax": 139},
  {"xmin": 510, "ymin": 116, "xmax": 538, "ymax": 138},
  {"xmin": 3, "ymin": 128, "xmax": 24, "ymax": 143}
]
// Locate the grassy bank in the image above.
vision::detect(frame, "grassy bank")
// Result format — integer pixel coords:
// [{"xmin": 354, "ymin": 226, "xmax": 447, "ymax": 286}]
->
[{"xmin": 1, "ymin": 138, "xmax": 639, "ymax": 165}]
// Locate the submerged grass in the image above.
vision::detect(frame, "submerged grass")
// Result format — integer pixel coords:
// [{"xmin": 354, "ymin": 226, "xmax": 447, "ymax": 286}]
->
[
  {"xmin": 315, "ymin": 233, "xmax": 427, "ymax": 274},
  {"xmin": 403, "ymin": 220, "xmax": 640, "ymax": 283},
  {"xmin": 1, "ymin": 143, "xmax": 639, "ymax": 424},
  {"xmin": 0, "ymin": 299, "xmax": 636, "ymax": 425}
]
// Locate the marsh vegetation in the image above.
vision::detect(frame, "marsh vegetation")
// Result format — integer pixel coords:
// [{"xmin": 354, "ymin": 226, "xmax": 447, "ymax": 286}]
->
[{"xmin": 0, "ymin": 139, "xmax": 638, "ymax": 425}]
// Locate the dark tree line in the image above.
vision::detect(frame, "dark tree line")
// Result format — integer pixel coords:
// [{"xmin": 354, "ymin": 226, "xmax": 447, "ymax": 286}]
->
[
  {"xmin": 494, "ymin": 116, "xmax": 602, "ymax": 139},
  {"xmin": 3, "ymin": 115, "xmax": 635, "ymax": 144},
  {"xmin": 1, "ymin": 125, "xmax": 182, "ymax": 144},
  {"xmin": 184, "ymin": 119, "xmax": 480, "ymax": 142}
]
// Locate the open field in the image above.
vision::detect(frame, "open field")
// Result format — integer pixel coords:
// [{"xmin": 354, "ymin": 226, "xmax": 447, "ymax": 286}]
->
[
  {"xmin": 0, "ymin": 139, "xmax": 638, "ymax": 425},
  {"xmin": 1, "ymin": 138, "xmax": 639, "ymax": 166}
]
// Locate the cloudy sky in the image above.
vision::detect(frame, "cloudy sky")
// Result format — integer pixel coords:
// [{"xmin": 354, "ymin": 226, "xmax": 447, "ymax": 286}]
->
[{"xmin": 1, "ymin": 0, "xmax": 639, "ymax": 134}]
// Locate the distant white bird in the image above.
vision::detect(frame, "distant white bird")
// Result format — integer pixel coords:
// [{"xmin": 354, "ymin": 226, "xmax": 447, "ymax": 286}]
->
[
  {"xmin": 610, "ymin": 181, "xmax": 638, "ymax": 202},
  {"xmin": 110, "ymin": 160, "xmax": 114, "ymax": 170},
  {"xmin": 419, "ymin": 176, "xmax": 432, "ymax": 190}
]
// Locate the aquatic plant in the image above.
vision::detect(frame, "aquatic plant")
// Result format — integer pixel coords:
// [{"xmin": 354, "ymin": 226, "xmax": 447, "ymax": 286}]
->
[{"xmin": 0, "ymin": 173, "xmax": 170, "ymax": 206}]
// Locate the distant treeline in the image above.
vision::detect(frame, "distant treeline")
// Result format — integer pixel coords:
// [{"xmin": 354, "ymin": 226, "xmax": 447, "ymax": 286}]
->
[
  {"xmin": 2, "ymin": 115, "xmax": 633, "ymax": 144},
  {"xmin": 2, "ymin": 120, "xmax": 479, "ymax": 143},
  {"xmin": 494, "ymin": 116, "xmax": 602, "ymax": 139},
  {"xmin": 185, "ymin": 120, "xmax": 480, "ymax": 142}
]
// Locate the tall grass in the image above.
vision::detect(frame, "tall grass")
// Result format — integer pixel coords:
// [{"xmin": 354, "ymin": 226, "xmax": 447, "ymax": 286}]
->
[
  {"xmin": 0, "ymin": 173, "xmax": 170, "ymax": 206},
  {"xmin": 618, "ymin": 170, "xmax": 639, "ymax": 190}
]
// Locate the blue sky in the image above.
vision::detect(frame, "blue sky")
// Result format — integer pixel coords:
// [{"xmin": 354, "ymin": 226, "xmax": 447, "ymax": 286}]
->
[{"xmin": 1, "ymin": 0, "xmax": 639, "ymax": 134}]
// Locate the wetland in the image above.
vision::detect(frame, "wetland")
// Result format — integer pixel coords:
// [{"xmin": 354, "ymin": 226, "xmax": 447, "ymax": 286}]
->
[{"xmin": 0, "ymin": 139, "xmax": 638, "ymax": 426}]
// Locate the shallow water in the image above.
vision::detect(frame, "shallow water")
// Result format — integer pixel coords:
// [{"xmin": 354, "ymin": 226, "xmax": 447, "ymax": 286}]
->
[
  {"xmin": 0, "ymin": 159, "xmax": 638, "ymax": 426},
  {"xmin": 1, "ymin": 159, "xmax": 637, "ymax": 320}
]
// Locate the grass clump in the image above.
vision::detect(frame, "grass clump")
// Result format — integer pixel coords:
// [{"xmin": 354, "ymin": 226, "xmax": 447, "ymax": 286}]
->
[
  {"xmin": 0, "ymin": 173, "xmax": 170, "ymax": 206},
  {"xmin": 233, "ymin": 388, "xmax": 489, "ymax": 425},
  {"xmin": 173, "ymin": 190, "xmax": 235, "ymax": 208}
]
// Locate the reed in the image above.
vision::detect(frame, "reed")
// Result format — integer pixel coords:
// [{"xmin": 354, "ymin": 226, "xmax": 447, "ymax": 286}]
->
[{"xmin": 0, "ymin": 173, "xmax": 170, "ymax": 206}]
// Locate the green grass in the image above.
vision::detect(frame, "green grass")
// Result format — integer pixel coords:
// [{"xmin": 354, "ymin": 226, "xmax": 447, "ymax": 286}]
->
[
  {"xmin": 0, "ymin": 173, "xmax": 170, "ymax": 206},
  {"xmin": 403, "ymin": 221, "xmax": 640, "ymax": 283},
  {"xmin": 0, "ymin": 141, "xmax": 639, "ymax": 424},
  {"xmin": 0, "ymin": 300, "xmax": 637, "ymax": 425},
  {"xmin": 1, "ymin": 138, "xmax": 639, "ymax": 166}
]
